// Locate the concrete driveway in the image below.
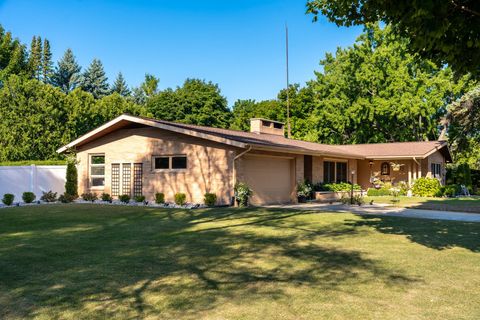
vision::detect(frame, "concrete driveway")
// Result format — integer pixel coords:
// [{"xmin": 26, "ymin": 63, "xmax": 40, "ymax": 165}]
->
[{"xmin": 267, "ymin": 202, "xmax": 480, "ymax": 223}]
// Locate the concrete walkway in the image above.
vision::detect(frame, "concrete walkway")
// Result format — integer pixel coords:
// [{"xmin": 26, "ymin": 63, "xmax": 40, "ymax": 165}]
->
[{"xmin": 266, "ymin": 202, "xmax": 480, "ymax": 222}]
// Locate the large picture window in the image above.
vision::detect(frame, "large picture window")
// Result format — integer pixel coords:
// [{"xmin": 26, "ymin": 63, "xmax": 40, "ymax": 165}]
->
[
  {"xmin": 153, "ymin": 155, "xmax": 187, "ymax": 170},
  {"xmin": 90, "ymin": 154, "xmax": 105, "ymax": 187},
  {"xmin": 324, "ymin": 161, "xmax": 348, "ymax": 183}
]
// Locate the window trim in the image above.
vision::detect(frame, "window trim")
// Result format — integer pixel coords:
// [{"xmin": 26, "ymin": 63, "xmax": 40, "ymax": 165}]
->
[
  {"xmin": 152, "ymin": 155, "xmax": 188, "ymax": 171},
  {"xmin": 431, "ymin": 163, "xmax": 442, "ymax": 178},
  {"xmin": 89, "ymin": 153, "xmax": 105, "ymax": 189},
  {"xmin": 381, "ymin": 162, "xmax": 390, "ymax": 175}
]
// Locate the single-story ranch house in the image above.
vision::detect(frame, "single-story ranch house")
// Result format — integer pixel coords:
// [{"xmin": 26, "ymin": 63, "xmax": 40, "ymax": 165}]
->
[{"xmin": 57, "ymin": 114, "xmax": 452, "ymax": 205}]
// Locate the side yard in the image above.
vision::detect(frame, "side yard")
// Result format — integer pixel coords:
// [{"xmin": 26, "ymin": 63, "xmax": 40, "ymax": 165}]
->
[
  {"xmin": 0, "ymin": 204, "xmax": 479, "ymax": 319},
  {"xmin": 365, "ymin": 196, "xmax": 480, "ymax": 213}
]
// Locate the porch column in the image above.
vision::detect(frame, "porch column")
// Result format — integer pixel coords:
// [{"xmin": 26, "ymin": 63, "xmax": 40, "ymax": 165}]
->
[
  {"xmin": 418, "ymin": 159, "xmax": 422, "ymax": 178},
  {"xmin": 408, "ymin": 162, "xmax": 412, "ymax": 186},
  {"xmin": 412, "ymin": 162, "xmax": 417, "ymax": 181}
]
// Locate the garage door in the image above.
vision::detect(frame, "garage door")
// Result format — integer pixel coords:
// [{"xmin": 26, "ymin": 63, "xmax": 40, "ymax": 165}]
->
[{"xmin": 242, "ymin": 155, "xmax": 293, "ymax": 205}]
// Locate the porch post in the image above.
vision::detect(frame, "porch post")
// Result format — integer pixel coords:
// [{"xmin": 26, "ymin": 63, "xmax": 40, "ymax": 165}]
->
[
  {"xmin": 418, "ymin": 159, "xmax": 422, "ymax": 178},
  {"xmin": 408, "ymin": 162, "xmax": 412, "ymax": 186}
]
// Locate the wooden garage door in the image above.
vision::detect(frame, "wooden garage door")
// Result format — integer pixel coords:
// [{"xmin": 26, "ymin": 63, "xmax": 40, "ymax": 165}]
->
[{"xmin": 243, "ymin": 155, "xmax": 293, "ymax": 205}]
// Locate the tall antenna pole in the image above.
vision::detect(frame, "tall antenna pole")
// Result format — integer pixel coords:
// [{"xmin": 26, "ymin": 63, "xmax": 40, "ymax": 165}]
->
[{"xmin": 285, "ymin": 23, "xmax": 291, "ymax": 138}]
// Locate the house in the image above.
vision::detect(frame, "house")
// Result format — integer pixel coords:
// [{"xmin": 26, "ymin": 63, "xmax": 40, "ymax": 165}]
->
[{"xmin": 57, "ymin": 114, "xmax": 452, "ymax": 205}]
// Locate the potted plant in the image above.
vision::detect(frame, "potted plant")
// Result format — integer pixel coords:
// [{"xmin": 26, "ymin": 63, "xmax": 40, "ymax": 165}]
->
[
  {"xmin": 296, "ymin": 181, "xmax": 313, "ymax": 203},
  {"xmin": 234, "ymin": 182, "xmax": 252, "ymax": 207}
]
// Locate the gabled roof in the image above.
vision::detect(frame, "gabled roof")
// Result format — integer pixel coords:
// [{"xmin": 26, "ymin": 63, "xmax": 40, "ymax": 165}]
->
[{"xmin": 57, "ymin": 114, "xmax": 451, "ymax": 162}]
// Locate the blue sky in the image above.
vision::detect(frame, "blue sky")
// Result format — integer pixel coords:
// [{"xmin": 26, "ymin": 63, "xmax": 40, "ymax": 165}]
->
[{"xmin": 0, "ymin": 0, "xmax": 362, "ymax": 105}]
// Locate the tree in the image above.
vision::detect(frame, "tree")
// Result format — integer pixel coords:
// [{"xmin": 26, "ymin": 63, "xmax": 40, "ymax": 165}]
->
[
  {"xmin": 42, "ymin": 39, "xmax": 53, "ymax": 83},
  {"xmin": 51, "ymin": 48, "xmax": 82, "ymax": 93},
  {"xmin": 64, "ymin": 157, "xmax": 78, "ymax": 197},
  {"xmin": 28, "ymin": 36, "xmax": 42, "ymax": 79},
  {"xmin": 146, "ymin": 79, "xmax": 231, "ymax": 128},
  {"xmin": 80, "ymin": 59, "xmax": 110, "ymax": 98},
  {"xmin": 447, "ymin": 85, "xmax": 480, "ymax": 168},
  {"xmin": 141, "ymin": 73, "xmax": 159, "ymax": 97},
  {"xmin": 0, "ymin": 26, "xmax": 28, "ymax": 81},
  {"xmin": 299, "ymin": 25, "xmax": 473, "ymax": 145},
  {"xmin": 306, "ymin": 0, "xmax": 480, "ymax": 76},
  {"xmin": 111, "ymin": 72, "xmax": 131, "ymax": 96}
]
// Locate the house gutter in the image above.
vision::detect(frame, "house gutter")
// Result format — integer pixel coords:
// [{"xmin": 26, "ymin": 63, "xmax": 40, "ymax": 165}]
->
[{"xmin": 232, "ymin": 145, "xmax": 252, "ymax": 205}]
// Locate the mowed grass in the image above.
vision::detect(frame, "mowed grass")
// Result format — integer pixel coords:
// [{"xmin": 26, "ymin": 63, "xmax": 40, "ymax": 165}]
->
[
  {"xmin": 1, "ymin": 205, "xmax": 479, "ymax": 319},
  {"xmin": 365, "ymin": 196, "xmax": 480, "ymax": 212}
]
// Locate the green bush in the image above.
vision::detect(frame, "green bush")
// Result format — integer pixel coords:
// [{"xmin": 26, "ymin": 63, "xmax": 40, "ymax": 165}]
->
[
  {"xmin": 442, "ymin": 184, "xmax": 461, "ymax": 197},
  {"xmin": 367, "ymin": 188, "xmax": 391, "ymax": 196},
  {"xmin": 204, "ymin": 193, "xmax": 217, "ymax": 207},
  {"xmin": 119, "ymin": 194, "xmax": 130, "ymax": 204},
  {"xmin": 81, "ymin": 192, "xmax": 98, "ymax": 201},
  {"xmin": 155, "ymin": 192, "xmax": 165, "ymax": 204},
  {"xmin": 174, "ymin": 193, "xmax": 186, "ymax": 206},
  {"xmin": 134, "ymin": 195, "xmax": 146, "ymax": 203},
  {"xmin": 353, "ymin": 194, "xmax": 365, "ymax": 206},
  {"xmin": 40, "ymin": 191, "xmax": 57, "ymax": 202},
  {"xmin": 58, "ymin": 193, "xmax": 76, "ymax": 203},
  {"xmin": 2, "ymin": 193, "xmax": 14, "ymax": 205},
  {"xmin": 297, "ymin": 180, "xmax": 313, "ymax": 198},
  {"xmin": 22, "ymin": 192, "xmax": 36, "ymax": 203},
  {"xmin": 412, "ymin": 177, "xmax": 441, "ymax": 197},
  {"xmin": 65, "ymin": 159, "xmax": 78, "ymax": 198},
  {"xmin": 314, "ymin": 182, "xmax": 361, "ymax": 192},
  {"xmin": 234, "ymin": 182, "xmax": 252, "ymax": 207},
  {"xmin": 101, "ymin": 193, "xmax": 112, "ymax": 202}
]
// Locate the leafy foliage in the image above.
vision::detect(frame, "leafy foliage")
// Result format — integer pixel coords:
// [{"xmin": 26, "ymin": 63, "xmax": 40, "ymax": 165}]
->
[
  {"xmin": 155, "ymin": 192, "xmax": 165, "ymax": 204},
  {"xmin": 412, "ymin": 178, "xmax": 441, "ymax": 197},
  {"xmin": 81, "ymin": 192, "xmax": 98, "ymax": 202},
  {"xmin": 40, "ymin": 191, "xmax": 57, "ymax": 202},
  {"xmin": 22, "ymin": 192, "xmax": 36, "ymax": 203},
  {"xmin": 2, "ymin": 193, "xmax": 14, "ymax": 205},
  {"xmin": 174, "ymin": 193, "xmax": 186, "ymax": 206},
  {"xmin": 306, "ymin": 0, "xmax": 480, "ymax": 77},
  {"xmin": 204, "ymin": 193, "xmax": 217, "ymax": 207},
  {"xmin": 101, "ymin": 193, "xmax": 112, "ymax": 202},
  {"xmin": 65, "ymin": 158, "xmax": 78, "ymax": 197},
  {"xmin": 134, "ymin": 195, "xmax": 146, "ymax": 203},
  {"xmin": 58, "ymin": 193, "xmax": 76, "ymax": 203},
  {"xmin": 366, "ymin": 188, "xmax": 391, "ymax": 196},
  {"xmin": 119, "ymin": 194, "xmax": 130, "ymax": 204},
  {"xmin": 314, "ymin": 182, "xmax": 361, "ymax": 192},
  {"xmin": 234, "ymin": 182, "xmax": 252, "ymax": 207}
]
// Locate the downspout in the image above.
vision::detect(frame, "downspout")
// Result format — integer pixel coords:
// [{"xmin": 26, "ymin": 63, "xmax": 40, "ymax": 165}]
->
[{"xmin": 232, "ymin": 145, "xmax": 252, "ymax": 205}]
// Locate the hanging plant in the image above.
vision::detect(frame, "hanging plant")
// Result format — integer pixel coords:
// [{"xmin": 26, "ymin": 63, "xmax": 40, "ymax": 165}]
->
[{"xmin": 390, "ymin": 162, "xmax": 404, "ymax": 171}]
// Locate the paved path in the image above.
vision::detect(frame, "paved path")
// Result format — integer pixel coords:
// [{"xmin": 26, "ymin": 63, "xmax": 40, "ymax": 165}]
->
[{"xmin": 266, "ymin": 203, "xmax": 480, "ymax": 222}]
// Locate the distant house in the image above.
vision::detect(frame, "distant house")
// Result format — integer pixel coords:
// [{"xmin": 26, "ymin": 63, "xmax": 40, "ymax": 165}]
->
[{"xmin": 57, "ymin": 114, "xmax": 452, "ymax": 205}]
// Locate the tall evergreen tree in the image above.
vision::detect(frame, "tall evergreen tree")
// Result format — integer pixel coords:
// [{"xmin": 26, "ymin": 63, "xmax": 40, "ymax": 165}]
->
[
  {"xmin": 111, "ymin": 72, "xmax": 131, "ymax": 96},
  {"xmin": 28, "ymin": 36, "xmax": 42, "ymax": 79},
  {"xmin": 42, "ymin": 39, "xmax": 53, "ymax": 83},
  {"xmin": 51, "ymin": 48, "xmax": 82, "ymax": 93},
  {"xmin": 0, "ymin": 26, "xmax": 28, "ymax": 80},
  {"xmin": 80, "ymin": 59, "xmax": 110, "ymax": 98}
]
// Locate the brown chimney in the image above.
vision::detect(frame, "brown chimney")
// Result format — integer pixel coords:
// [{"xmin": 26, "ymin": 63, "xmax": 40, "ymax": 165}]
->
[{"xmin": 250, "ymin": 118, "xmax": 285, "ymax": 136}]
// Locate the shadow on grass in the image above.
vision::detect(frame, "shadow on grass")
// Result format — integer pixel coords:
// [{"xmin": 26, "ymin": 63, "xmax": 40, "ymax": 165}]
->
[
  {"xmin": 347, "ymin": 214, "xmax": 480, "ymax": 252},
  {"xmin": 0, "ymin": 205, "xmax": 418, "ymax": 319}
]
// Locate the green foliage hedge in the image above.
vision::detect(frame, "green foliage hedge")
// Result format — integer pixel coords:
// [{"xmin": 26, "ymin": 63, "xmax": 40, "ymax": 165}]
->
[
  {"xmin": 155, "ymin": 193, "xmax": 165, "ymax": 204},
  {"xmin": 40, "ymin": 191, "xmax": 57, "ymax": 202},
  {"xmin": 314, "ymin": 182, "xmax": 361, "ymax": 192},
  {"xmin": 0, "ymin": 160, "xmax": 66, "ymax": 166},
  {"xmin": 65, "ymin": 160, "xmax": 78, "ymax": 197},
  {"xmin": 134, "ymin": 195, "xmax": 146, "ymax": 203},
  {"xmin": 412, "ymin": 178, "xmax": 441, "ymax": 197},
  {"xmin": 366, "ymin": 188, "xmax": 391, "ymax": 196},
  {"xmin": 2, "ymin": 194, "xmax": 14, "ymax": 205},
  {"xmin": 204, "ymin": 193, "xmax": 217, "ymax": 207},
  {"xmin": 81, "ymin": 192, "xmax": 97, "ymax": 201},
  {"xmin": 174, "ymin": 193, "xmax": 186, "ymax": 206},
  {"xmin": 22, "ymin": 192, "xmax": 36, "ymax": 203},
  {"xmin": 119, "ymin": 194, "xmax": 130, "ymax": 204}
]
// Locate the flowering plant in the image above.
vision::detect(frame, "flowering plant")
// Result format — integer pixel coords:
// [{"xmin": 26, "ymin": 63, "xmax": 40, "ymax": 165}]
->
[{"xmin": 234, "ymin": 182, "xmax": 253, "ymax": 207}]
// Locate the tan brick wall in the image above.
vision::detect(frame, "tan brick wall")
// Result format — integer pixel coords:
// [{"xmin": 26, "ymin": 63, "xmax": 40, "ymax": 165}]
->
[{"xmin": 76, "ymin": 127, "xmax": 237, "ymax": 205}]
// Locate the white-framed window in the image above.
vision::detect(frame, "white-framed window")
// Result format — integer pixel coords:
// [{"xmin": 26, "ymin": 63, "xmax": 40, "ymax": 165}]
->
[
  {"xmin": 153, "ymin": 155, "xmax": 187, "ymax": 170},
  {"xmin": 90, "ymin": 154, "xmax": 105, "ymax": 188},
  {"xmin": 324, "ymin": 161, "xmax": 348, "ymax": 183},
  {"xmin": 431, "ymin": 163, "xmax": 442, "ymax": 178}
]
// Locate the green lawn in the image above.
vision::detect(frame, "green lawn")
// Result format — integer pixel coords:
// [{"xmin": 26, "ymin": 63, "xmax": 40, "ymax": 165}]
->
[
  {"xmin": 1, "ymin": 205, "xmax": 479, "ymax": 319},
  {"xmin": 365, "ymin": 196, "xmax": 480, "ymax": 212}
]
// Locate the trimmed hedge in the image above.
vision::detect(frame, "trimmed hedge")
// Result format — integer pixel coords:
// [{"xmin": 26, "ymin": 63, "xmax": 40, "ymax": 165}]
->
[
  {"xmin": 412, "ymin": 177, "xmax": 441, "ymax": 197},
  {"xmin": 22, "ymin": 192, "xmax": 36, "ymax": 203},
  {"xmin": 0, "ymin": 160, "xmax": 66, "ymax": 166},
  {"xmin": 204, "ymin": 193, "xmax": 217, "ymax": 207},
  {"xmin": 2, "ymin": 193, "xmax": 14, "ymax": 205},
  {"xmin": 367, "ymin": 188, "xmax": 391, "ymax": 196},
  {"xmin": 155, "ymin": 193, "xmax": 165, "ymax": 204},
  {"xmin": 174, "ymin": 193, "xmax": 186, "ymax": 206}
]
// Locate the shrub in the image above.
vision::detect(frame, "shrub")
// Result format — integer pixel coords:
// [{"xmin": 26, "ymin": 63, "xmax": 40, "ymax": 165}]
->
[
  {"xmin": 204, "ymin": 193, "xmax": 217, "ymax": 206},
  {"xmin": 81, "ymin": 192, "xmax": 98, "ymax": 201},
  {"xmin": 297, "ymin": 180, "xmax": 313, "ymax": 198},
  {"xmin": 234, "ymin": 182, "xmax": 252, "ymax": 207},
  {"xmin": 64, "ymin": 158, "xmax": 78, "ymax": 198},
  {"xmin": 396, "ymin": 181, "xmax": 410, "ymax": 196},
  {"xmin": 353, "ymin": 194, "xmax": 365, "ymax": 206},
  {"xmin": 412, "ymin": 177, "xmax": 441, "ymax": 197},
  {"xmin": 58, "ymin": 193, "xmax": 76, "ymax": 203},
  {"xmin": 314, "ymin": 182, "xmax": 361, "ymax": 192},
  {"xmin": 174, "ymin": 193, "xmax": 186, "ymax": 206},
  {"xmin": 134, "ymin": 195, "xmax": 146, "ymax": 203},
  {"xmin": 101, "ymin": 193, "xmax": 112, "ymax": 202},
  {"xmin": 155, "ymin": 192, "xmax": 165, "ymax": 204},
  {"xmin": 443, "ymin": 184, "xmax": 461, "ymax": 197},
  {"xmin": 119, "ymin": 194, "xmax": 130, "ymax": 204},
  {"xmin": 2, "ymin": 194, "xmax": 14, "ymax": 205},
  {"xmin": 367, "ymin": 188, "xmax": 391, "ymax": 196},
  {"xmin": 41, "ymin": 191, "xmax": 57, "ymax": 202},
  {"xmin": 22, "ymin": 192, "xmax": 36, "ymax": 203}
]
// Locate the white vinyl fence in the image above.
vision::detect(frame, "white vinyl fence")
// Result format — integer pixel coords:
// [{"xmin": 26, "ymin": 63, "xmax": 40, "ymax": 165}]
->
[{"xmin": 0, "ymin": 165, "xmax": 66, "ymax": 201}]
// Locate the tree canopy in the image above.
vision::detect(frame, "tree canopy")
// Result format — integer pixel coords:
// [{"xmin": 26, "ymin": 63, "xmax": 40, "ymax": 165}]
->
[{"xmin": 306, "ymin": 0, "xmax": 480, "ymax": 77}]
